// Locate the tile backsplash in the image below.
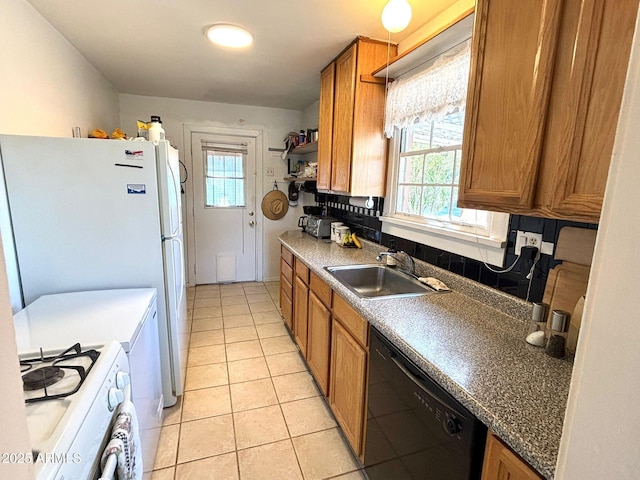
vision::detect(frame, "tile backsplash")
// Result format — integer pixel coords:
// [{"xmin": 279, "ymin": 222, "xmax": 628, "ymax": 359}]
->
[{"xmin": 318, "ymin": 194, "xmax": 597, "ymax": 303}]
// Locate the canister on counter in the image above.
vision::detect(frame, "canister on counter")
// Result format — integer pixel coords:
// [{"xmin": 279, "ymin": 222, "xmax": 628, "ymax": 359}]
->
[
  {"xmin": 546, "ymin": 310, "xmax": 570, "ymax": 358},
  {"xmin": 526, "ymin": 302, "xmax": 548, "ymax": 347},
  {"xmin": 330, "ymin": 222, "xmax": 343, "ymax": 241}
]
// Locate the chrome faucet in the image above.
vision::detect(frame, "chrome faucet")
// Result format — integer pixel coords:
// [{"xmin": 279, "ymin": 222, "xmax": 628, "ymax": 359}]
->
[{"xmin": 376, "ymin": 250, "xmax": 416, "ymax": 277}]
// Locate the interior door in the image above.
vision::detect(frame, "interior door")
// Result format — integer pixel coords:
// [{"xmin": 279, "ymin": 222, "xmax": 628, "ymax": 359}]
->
[{"xmin": 191, "ymin": 133, "xmax": 257, "ymax": 284}]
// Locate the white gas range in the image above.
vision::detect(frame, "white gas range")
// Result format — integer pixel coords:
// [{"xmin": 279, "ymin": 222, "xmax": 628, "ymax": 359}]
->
[{"xmin": 19, "ymin": 341, "xmax": 129, "ymax": 479}]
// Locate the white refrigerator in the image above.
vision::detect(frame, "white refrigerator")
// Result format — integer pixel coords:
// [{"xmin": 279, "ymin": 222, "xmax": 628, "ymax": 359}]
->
[{"xmin": 0, "ymin": 135, "xmax": 187, "ymax": 407}]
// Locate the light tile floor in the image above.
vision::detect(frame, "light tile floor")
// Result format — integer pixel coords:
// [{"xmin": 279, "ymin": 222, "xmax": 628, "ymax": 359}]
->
[{"xmin": 149, "ymin": 282, "xmax": 366, "ymax": 480}]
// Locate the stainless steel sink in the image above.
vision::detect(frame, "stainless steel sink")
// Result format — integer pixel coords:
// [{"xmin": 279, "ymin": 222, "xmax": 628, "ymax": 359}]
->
[{"xmin": 325, "ymin": 264, "xmax": 434, "ymax": 299}]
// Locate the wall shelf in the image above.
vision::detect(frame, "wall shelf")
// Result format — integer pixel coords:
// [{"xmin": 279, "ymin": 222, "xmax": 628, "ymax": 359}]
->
[
  {"xmin": 290, "ymin": 142, "xmax": 318, "ymax": 155},
  {"xmin": 284, "ymin": 176, "xmax": 317, "ymax": 182}
]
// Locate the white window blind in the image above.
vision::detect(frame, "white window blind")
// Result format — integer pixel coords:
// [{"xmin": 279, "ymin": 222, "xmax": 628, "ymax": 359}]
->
[{"xmin": 202, "ymin": 141, "xmax": 248, "ymax": 208}]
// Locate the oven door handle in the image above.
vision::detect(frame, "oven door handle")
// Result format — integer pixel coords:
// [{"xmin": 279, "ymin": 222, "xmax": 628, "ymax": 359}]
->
[{"xmin": 388, "ymin": 353, "xmax": 466, "ymax": 419}]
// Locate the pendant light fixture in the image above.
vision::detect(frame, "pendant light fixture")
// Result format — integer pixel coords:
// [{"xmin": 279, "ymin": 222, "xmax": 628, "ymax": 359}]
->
[{"xmin": 381, "ymin": 0, "xmax": 412, "ymax": 33}]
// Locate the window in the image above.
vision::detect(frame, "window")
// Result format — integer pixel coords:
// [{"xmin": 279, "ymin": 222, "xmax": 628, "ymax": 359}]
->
[
  {"xmin": 381, "ymin": 32, "xmax": 509, "ymax": 265},
  {"xmin": 204, "ymin": 149, "xmax": 246, "ymax": 207}
]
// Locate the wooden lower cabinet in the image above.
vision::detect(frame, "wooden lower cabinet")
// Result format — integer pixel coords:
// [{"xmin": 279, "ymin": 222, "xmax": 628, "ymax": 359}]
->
[
  {"xmin": 329, "ymin": 318, "xmax": 368, "ymax": 458},
  {"xmin": 306, "ymin": 291, "xmax": 332, "ymax": 395},
  {"xmin": 482, "ymin": 431, "xmax": 543, "ymax": 480},
  {"xmin": 279, "ymin": 277, "xmax": 293, "ymax": 331},
  {"xmin": 293, "ymin": 276, "xmax": 309, "ymax": 356}
]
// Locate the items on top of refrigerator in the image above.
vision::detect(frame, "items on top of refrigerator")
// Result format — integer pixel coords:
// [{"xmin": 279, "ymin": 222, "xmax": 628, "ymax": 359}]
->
[{"xmin": 89, "ymin": 128, "xmax": 109, "ymax": 139}]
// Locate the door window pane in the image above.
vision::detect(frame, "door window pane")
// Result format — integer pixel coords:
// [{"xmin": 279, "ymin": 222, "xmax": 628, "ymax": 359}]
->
[{"xmin": 204, "ymin": 151, "xmax": 245, "ymax": 207}]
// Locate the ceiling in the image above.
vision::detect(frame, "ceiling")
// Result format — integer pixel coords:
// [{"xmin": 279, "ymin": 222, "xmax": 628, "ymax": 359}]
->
[{"xmin": 27, "ymin": 0, "xmax": 456, "ymax": 111}]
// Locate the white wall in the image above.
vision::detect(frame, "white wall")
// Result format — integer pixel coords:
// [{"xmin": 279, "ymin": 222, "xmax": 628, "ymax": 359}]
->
[
  {"xmin": 555, "ymin": 9, "xmax": 640, "ymax": 479},
  {"xmin": 0, "ymin": 0, "xmax": 120, "ymax": 312},
  {"xmin": 119, "ymin": 94, "xmax": 306, "ymax": 282},
  {"xmin": 0, "ymin": 0, "xmax": 119, "ymax": 137},
  {"xmin": 302, "ymin": 100, "xmax": 320, "ymax": 131}
]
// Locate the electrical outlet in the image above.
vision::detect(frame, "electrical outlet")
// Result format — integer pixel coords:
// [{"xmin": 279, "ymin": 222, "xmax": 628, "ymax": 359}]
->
[
  {"xmin": 265, "ymin": 167, "xmax": 274, "ymax": 176},
  {"xmin": 514, "ymin": 231, "xmax": 543, "ymax": 255}
]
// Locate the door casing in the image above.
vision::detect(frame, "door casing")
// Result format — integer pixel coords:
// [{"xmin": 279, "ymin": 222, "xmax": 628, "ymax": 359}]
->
[{"xmin": 183, "ymin": 124, "xmax": 264, "ymax": 286}]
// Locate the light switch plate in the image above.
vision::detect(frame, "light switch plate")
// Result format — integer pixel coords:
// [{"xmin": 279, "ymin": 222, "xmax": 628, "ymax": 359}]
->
[{"xmin": 265, "ymin": 167, "xmax": 274, "ymax": 176}]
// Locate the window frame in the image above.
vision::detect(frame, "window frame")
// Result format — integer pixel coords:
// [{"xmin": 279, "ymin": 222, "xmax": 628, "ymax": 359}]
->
[{"xmin": 381, "ymin": 130, "xmax": 509, "ymax": 266}]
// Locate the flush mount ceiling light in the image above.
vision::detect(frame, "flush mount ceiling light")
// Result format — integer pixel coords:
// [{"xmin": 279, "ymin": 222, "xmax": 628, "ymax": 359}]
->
[
  {"xmin": 206, "ymin": 24, "xmax": 253, "ymax": 48},
  {"xmin": 381, "ymin": 0, "xmax": 412, "ymax": 33}
]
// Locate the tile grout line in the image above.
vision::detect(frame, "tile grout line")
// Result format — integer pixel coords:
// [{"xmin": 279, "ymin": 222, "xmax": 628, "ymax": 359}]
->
[{"xmin": 159, "ymin": 283, "xmax": 362, "ymax": 479}]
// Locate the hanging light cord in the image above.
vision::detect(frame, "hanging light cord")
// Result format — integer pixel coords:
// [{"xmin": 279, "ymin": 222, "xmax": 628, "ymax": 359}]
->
[{"xmin": 382, "ymin": 30, "xmax": 392, "ymax": 136}]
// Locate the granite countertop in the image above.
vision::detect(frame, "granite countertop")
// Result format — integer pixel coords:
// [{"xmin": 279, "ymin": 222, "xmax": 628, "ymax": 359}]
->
[{"xmin": 279, "ymin": 230, "xmax": 574, "ymax": 480}]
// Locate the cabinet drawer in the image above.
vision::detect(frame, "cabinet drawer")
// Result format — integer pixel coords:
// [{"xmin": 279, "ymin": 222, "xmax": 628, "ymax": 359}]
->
[
  {"xmin": 280, "ymin": 274, "xmax": 292, "ymax": 301},
  {"xmin": 310, "ymin": 272, "xmax": 332, "ymax": 307},
  {"xmin": 332, "ymin": 294, "xmax": 368, "ymax": 347},
  {"xmin": 294, "ymin": 257, "xmax": 310, "ymax": 285},
  {"xmin": 281, "ymin": 245, "xmax": 294, "ymax": 267},
  {"xmin": 281, "ymin": 257, "xmax": 293, "ymax": 284}
]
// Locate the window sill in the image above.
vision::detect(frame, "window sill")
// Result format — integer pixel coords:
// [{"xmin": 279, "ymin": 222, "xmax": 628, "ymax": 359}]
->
[{"xmin": 380, "ymin": 214, "xmax": 508, "ymax": 266}]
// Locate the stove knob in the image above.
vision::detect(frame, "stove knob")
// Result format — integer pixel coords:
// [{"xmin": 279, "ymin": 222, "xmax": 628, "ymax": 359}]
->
[
  {"xmin": 108, "ymin": 388, "xmax": 124, "ymax": 411},
  {"xmin": 443, "ymin": 416, "xmax": 461, "ymax": 435},
  {"xmin": 116, "ymin": 371, "xmax": 130, "ymax": 390}
]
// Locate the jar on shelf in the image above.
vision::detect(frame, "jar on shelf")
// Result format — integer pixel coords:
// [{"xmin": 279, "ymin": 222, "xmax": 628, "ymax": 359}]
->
[
  {"xmin": 546, "ymin": 310, "xmax": 570, "ymax": 358},
  {"xmin": 526, "ymin": 302, "xmax": 548, "ymax": 347}
]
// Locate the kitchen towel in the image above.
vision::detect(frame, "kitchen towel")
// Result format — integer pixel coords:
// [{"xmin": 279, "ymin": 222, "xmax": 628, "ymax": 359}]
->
[{"xmin": 100, "ymin": 399, "xmax": 143, "ymax": 479}]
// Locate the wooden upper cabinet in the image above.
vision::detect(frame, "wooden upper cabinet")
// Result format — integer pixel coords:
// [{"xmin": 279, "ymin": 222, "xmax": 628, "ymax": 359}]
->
[
  {"xmin": 317, "ymin": 37, "xmax": 395, "ymax": 197},
  {"xmin": 542, "ymin": 0, "xmax": 638, "ymax": 219},
  {"xmin": 459, "ymin": 0, "xmax": 638, "ymax": 222},
  {"xmin": 317, "ymin": 63, "xmax": 335, "ymax": 191},
  {"xmin": 459, "ymin": 0, "xmax": 563, "ymax": 209},
  {"xmin": 331, "ymin": 44, "xmax": 357, "ymax": 193}
]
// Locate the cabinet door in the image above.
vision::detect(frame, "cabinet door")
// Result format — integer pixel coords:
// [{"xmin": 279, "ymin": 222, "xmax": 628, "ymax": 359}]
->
[
  {"xmin": 459, "ymin": 0, "xmax": 563, "ymax": 209},
  {"xmin": 306, "ymin": 291, "xmax": 332, "ymax": 396},
  {"xmin": 543, "ymin": 0, "xmax": 638, "ymax": 219},
  {"xmin": 293, "ymin": 276, "xmax": 309, "ymax": 357},
  {"xmin": 280, "ymin": 276, "xmax": 293, "ymax": 331},
  {"xmin": 350, "ymin": 40, "xmax": 392, "ymax": 198},
  {"xmin": 329, "ymin": 319, "xmax": 367, "ymax": 457},
  {"xmin": 317, "ymin": 63, "xmax": 335, "ymax": 191},
  {"xmin": 481, "ymin": 432, "xmax": 543, "ymax": 480},
  {"xmin": 331, "ymin": 43, "xmax": 357, "ymax": 193}
]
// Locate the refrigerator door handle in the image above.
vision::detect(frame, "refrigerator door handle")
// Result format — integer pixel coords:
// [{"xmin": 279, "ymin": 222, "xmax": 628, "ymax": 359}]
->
[
  {"xmin": 163, "ymin": 235, "xmax": 185, "ymax": 309},
  {"xmin": 174, "ymin": 236, "xmax": 185, "ymax": 310}
]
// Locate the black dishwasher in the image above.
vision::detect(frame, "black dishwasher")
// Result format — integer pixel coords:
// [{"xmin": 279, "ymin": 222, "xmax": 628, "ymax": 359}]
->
[{"xmin": 364, "ymin": 327, "xmax": 487, "ymax": 480}]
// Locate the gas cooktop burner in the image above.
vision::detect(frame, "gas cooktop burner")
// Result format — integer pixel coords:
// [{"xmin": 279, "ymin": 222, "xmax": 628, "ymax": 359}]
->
[
  {"xmin": 19, "ymin": 343, "xmax": 100, "ymax": 403},
  {"xmin": 22, "ymin": 366, "xmax": 65, "ymax": 391}
]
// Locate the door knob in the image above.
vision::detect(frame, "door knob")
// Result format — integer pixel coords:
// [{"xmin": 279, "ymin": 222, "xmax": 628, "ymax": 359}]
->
[
  {"xmin": 249, "ymin": 220, "xmax": 255, "ymax": 226},
  {"xmin": 249, "ymin": 211, "xmax": 254, "ymax": 216}
]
